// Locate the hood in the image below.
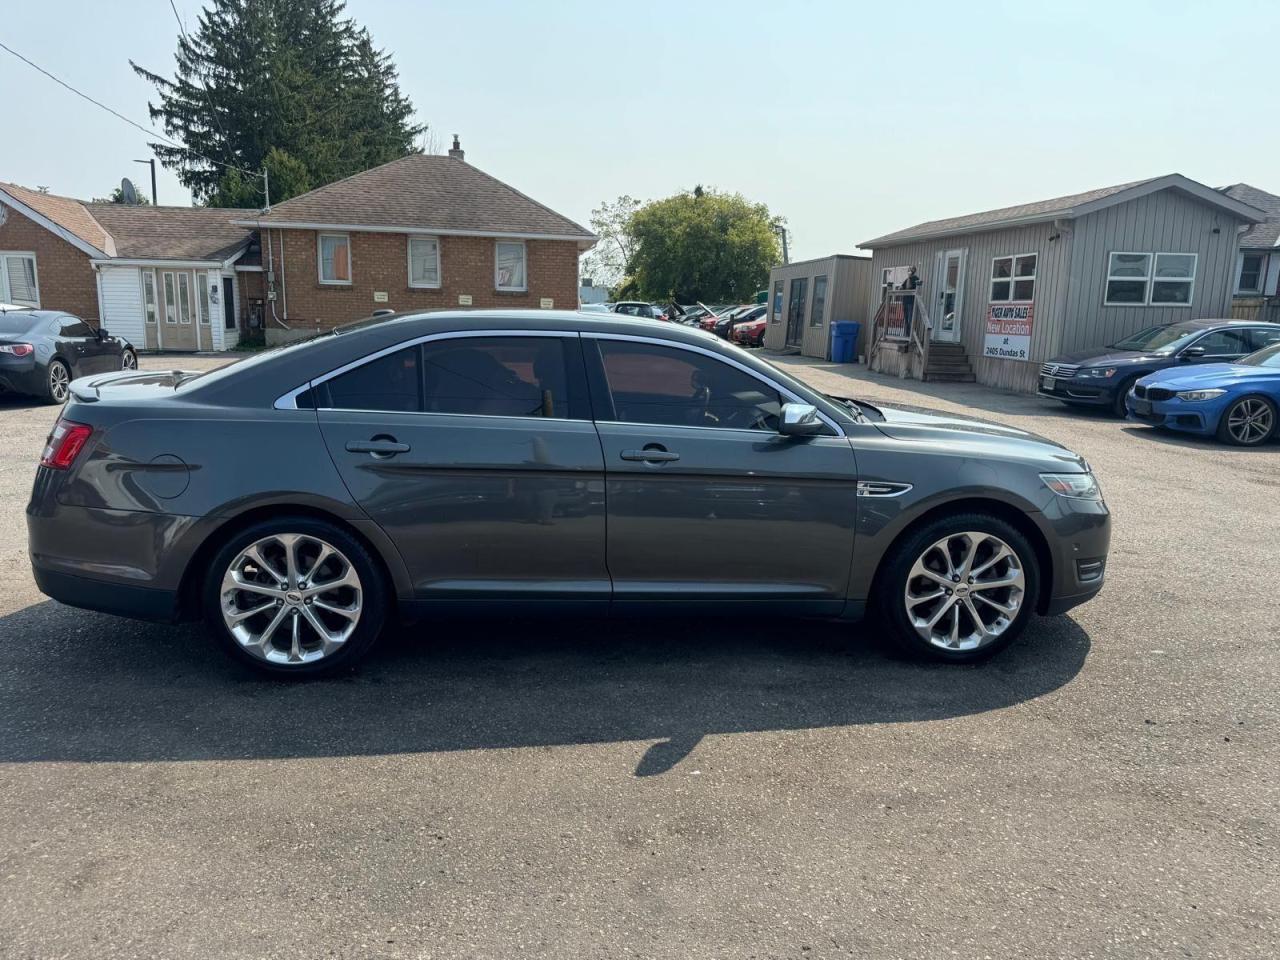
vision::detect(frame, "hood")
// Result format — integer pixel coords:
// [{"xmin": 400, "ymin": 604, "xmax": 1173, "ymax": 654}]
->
[
  {"xmin": 872, "ymin": 404, "xmax": 1087, "ymax": 470},
  {"xmin": 1141, "ymin": 362, "xmax": 1280, "ymax": 390},
  {"xmin": 1048, "ymin": 347, "xmax": 1164, "ymax": 367}
]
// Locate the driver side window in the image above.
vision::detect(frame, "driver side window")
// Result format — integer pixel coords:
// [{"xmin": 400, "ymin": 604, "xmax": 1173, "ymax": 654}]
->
[{"xmin": 594, "ymin": 340, "xmax": 782, "ymax": 431}]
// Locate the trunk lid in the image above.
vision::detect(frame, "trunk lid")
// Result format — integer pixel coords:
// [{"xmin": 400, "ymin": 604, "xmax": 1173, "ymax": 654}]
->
[{"xmin": 69, "ymin": 369, "xmax": 201, "ymax": 404}]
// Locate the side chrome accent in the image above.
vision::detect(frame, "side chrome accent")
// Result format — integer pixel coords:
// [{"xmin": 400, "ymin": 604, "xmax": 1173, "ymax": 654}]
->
[{"xmin": 857, "ymin": 480, "xmax": 913, "ymax": 498}]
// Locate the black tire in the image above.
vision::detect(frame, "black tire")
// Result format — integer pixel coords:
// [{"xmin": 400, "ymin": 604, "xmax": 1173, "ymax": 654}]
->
[
  {"xmin": 872, "ymin": 511, "xmax": 1041, "ymax": 663},
  {"xmin": 1216, "ymin": 394, "xmax": 1277, "ymax": 447},
  {"xmin": 1112, "ymin": 376, "xmax": 1139, "ymax": 418},
  {"xmin": 202, "ymin": 515, "xmax": 390, "ymax": 677},
  {"xmin": 44, "ymin": 359, "xmax": 70, "ymax": 404}
]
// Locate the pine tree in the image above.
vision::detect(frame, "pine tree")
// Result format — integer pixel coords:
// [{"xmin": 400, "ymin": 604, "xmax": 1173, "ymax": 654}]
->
[{"xmin": 132, "ymin": 0, "xmax": 424, "ymax": 207}]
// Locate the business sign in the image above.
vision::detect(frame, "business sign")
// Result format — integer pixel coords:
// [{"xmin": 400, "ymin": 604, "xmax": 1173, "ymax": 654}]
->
[{"xmin": 983, "ymin": 303, "xmax": 1034, "ymax": 361}]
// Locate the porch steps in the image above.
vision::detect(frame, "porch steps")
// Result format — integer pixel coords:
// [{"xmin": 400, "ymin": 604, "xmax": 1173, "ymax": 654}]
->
[{"xmin": 925, "ymin": 343, "xmax": 976, "ymax": 383}]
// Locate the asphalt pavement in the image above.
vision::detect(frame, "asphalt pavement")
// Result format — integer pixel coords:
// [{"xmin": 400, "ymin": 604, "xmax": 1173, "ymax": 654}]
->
[{"xmin": 0, "ymin": 352, "xmax": 1275, "ymax": 959}]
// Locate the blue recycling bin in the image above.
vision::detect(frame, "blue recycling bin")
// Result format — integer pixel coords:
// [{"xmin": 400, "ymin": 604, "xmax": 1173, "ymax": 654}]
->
[{"xmin": 830, "ymin": 321, "xmax": 860, "ymax": 363}]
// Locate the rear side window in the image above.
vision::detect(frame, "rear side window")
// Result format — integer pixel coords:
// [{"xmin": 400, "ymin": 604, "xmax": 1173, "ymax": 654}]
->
[
  {"xmin": 421, "ymin": 337, "xmax": 571, "ymax": 418},
  {"xmin": 324, "ymin": 346, "xmax": 422, "ymax": 412},
  {"xmin": 59, "ymin": 317, "xmax": 93, "ymax": 338}
]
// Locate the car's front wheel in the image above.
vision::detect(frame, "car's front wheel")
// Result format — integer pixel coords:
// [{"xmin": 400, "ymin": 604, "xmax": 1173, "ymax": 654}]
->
[
  {"xmin": 45, "ymin": 359, "xmax": 70, "ymax": 404},
  {"xmin": 203, "ymin": 517, "xmax": 389, "ymax": 676},
  {"xmin": 1217, "ymin": 394, "xmax": 1276, "ymax": 446},
  {"xmin": 121, "ymin": 348, "xmax": 137, "ymax": 370},
  {"xmin": 875, "ymin": 513, "xmax": 1040, "ymax": 662}
]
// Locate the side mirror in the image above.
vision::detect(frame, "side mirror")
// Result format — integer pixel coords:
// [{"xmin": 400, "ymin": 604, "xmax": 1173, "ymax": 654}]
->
[
  {"xmin": 778, "ymin": 402, "xmax": 824, "ymax": 437},
  {"xmin": 1179, "ymin": 345, "xmax": 1206, "ymax": 360},
  {"xmin": 97, "ymin": 327, "xmax": 109, "ymax": 338}
]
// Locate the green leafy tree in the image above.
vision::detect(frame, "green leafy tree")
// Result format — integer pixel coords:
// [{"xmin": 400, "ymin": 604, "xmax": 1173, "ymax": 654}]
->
[
  {"xmin": 627, "ymin": 188, "xmax": 782, "ymax": 303},
  {"xmin": 93, "ymin": 185, "xmax": 151, "ymax": 205},
  {"xmin": 579, "ymin": 195, "xmax": 639, "ymax": 292},
  {"xmin": 133, "ymin": 0, "xmax": 424, "ymax": 207}
]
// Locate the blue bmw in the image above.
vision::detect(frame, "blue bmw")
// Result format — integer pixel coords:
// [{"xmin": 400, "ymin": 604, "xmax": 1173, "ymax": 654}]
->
[{"xmin": 1126, "ymin": 340, "xmax": 1280, "ymax": 446}]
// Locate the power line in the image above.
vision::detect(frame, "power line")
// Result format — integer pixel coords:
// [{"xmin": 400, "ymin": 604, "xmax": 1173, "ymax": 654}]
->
[{"xmin": 0, "ymin": 37, "xmax": 257, "ymax": 179}]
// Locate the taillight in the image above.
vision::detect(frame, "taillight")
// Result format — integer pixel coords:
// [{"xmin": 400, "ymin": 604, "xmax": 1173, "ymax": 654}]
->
[
  {"xmin": 40, "ymin": 419, "xmax": 93, "ymax": 470},
  {"xmin": 0, "ymin": 343, "xmax": 34, "ymax": 357}
]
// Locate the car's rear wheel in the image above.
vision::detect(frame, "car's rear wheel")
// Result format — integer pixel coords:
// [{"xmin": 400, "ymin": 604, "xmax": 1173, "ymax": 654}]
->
[
  {"xmin": 121, "ymin": 348, "xmax": 137, "ymax": 370},
  {"xmin": 875, "ymin": 513, "xmax": 1040, "ymax": 662},
  {"xmin": 45, "ymin": 359, "xmax": 70, "ymax": 404},
  {"xmin": 1217, "ymin": 395, "xmax": 1276, "ymax": 446},
  {"xmin": 202, "ymin": 517, "xmax": 389, "ymax": 676}
]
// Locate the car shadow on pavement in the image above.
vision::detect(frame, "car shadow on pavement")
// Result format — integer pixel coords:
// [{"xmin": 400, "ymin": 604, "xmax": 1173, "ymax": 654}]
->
[
  {"xmin": 1120, "ymin": 424, "xmax": 1279, "ymax": 450},
  {"xmin": 0, "ymin": 601, "xmax": 1091, "ymax": 776},
  {"xmin": 0, "ymin": 392, "xmax": 53, "ymax": 411}
]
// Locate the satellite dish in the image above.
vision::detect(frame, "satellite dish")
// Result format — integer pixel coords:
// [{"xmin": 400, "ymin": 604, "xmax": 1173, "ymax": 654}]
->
[{"xmin": 120, "ymin": 178, "xmax": 139, "ymax": 205}]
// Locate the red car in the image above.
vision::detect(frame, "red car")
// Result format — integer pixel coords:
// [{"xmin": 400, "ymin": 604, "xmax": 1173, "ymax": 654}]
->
[{"xmin": 733, "ymin": 315, "xmax": 768, "ymax": 347}]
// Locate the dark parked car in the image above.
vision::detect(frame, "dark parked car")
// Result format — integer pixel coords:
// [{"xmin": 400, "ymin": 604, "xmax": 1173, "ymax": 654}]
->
[
  {"xmin": 1038, "ymin": 319, "xmax": 1280, "ymax": 416},
  {"xmin": 0, "ymin": 310, "xmax": 136, "ymax": 404},
  {"xmin": 714, "ymin": 304, "xmax": 767, "ymax": 339},
  {"xmin": 28, "ymin": 310, "xmax": 1109, "ymax": 676}
]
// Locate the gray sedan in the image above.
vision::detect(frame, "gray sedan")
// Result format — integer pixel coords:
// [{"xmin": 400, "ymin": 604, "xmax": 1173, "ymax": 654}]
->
[{"xmin": 27, "ymin": 311, "xmax": 1109, "ymax": 675}]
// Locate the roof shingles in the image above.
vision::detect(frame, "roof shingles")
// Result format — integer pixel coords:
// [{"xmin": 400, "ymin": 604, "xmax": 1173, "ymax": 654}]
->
[
  {"xmin": 85, "ymin": 204, "xmax": 255, "ymax": 260},
  {"xmin": 248, "ymin": 155, "xmax": 595, "ymax": 241},
  {"xmin": 1222, "ymin": 184, "xmax": 1280, "ymax": 248}
]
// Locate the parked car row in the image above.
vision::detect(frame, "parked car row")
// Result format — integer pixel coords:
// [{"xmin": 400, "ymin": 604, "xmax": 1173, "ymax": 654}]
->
[{"xmin": 1039, "ymin": 318, "xmax": 1280, "ymax": 446}]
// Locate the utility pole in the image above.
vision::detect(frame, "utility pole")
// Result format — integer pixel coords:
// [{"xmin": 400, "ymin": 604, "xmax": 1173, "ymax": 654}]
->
[
  {"xmin": 775, "ymin": 224, "xmax": 790, "ymax": 265},
  {"xmin": 133, "ymin": 158, "xmax": 157, "ymax": 204},
  {"xmin": 262, "ymin": 166, "xmax": 270, "ymax": 210}
]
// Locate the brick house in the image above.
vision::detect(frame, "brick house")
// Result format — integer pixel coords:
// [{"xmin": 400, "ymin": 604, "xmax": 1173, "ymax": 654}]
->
[
  {"xmin": 0, "ymin": 181, "xmax": 256, "ymax": 351},
  {"xmin": 234, "ymin": 140, "xmax": 596, "ymax": 341}
]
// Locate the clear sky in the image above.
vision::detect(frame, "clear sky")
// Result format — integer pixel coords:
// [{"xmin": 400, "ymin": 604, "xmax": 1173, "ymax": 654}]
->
[{"xmin": 2, "ymin": 0, "xmax": 1276, "ymax": 261}]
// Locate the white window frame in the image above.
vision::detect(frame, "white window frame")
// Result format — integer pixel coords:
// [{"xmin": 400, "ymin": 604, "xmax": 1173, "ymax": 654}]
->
[
  {"xmin": 0, "ymin": 251, "xmax": 40, "ymax": 307},
  {"xmin": 318, "ymin": 233, "xmax": 352, "ymax": 285},
  {"xmin": 1150, "ymin": 252, "xmax": 1197, "ymax": 306},
  {"xmin": 176, "ymin": 272, "xmax": 193, "ymax": 324},
  {"xmin": 1237, "ymin": 252, "xmax": 1266, "ymax": 295},
  {"xmin": 141, "ymin": 269, "xmax": 157, "ymax": 324},
  {"xmin": 989, "ymin": 252, "xmax": 1037, "ymax": 303},
  {"xmin": 407, "ymin": 236, "xmax": 442, "ymax": 289},
  {"xmin": 1104, "ymin": 251, "xmax": 1197, "ymax": 307},
  {"xmin": 198, "ymin": 273, "xmax": 212, "ymax": 325},
  {"xmin": 495, "ymin": 240, "xmax": 527, "ymax": 292}
]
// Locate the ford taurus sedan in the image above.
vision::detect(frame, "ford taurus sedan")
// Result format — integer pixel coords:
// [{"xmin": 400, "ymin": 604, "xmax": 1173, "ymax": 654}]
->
[{"xmin": 27, "ymin": 311, "xmax": 1110, "ymax": 675}]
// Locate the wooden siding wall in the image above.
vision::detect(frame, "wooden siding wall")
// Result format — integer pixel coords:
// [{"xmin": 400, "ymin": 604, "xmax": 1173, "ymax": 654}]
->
[
  {"xmin": 866, "ymin": 220, "xmax": 1073, "ymax": 392},
  {"xmin": 1061, "ymin": 191, "xmax": 1246, "ymax": 353}
]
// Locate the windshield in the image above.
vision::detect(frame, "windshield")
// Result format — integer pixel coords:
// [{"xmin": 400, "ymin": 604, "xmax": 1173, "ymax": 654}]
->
[
  {"xmin": 1107, "ymin": 322, "xmax": 1205, "ymax": 354},
  {"xmin": 0, "ymin": 315, "xmax": 38, "ymax": 335},
  {"xmin": 1238, "ymin": 342, "xmax": 1280, "ymax": 368}
]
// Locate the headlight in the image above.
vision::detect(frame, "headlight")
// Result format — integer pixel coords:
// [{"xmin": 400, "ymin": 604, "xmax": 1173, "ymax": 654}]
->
[
  {"xmin": 1041, "ymin": 472, "xmax": 1102, "ymax": 501},
  {"xmin": 1082, "ymin": 367, "xmax": 1117, "ymax": 378},
  {"xmin": 1175, "ymin": 388, "xmax": 1226, "ymax": 402}
]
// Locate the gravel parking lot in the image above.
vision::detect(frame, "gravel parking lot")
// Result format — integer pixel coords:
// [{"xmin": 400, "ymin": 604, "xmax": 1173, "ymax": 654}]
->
[{"xmin": 0, "ymin": 351, "xmax": 1276, "ymax": 959}]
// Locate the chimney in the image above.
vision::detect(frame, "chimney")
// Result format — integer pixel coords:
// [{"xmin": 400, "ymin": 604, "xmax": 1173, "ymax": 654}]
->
[{"xmin": 448, "ymin": 135, "xmax": 465, "ymax": 161}]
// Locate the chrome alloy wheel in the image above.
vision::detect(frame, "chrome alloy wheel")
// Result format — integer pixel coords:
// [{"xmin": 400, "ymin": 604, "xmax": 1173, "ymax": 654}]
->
[
  {"xmin": 903, "ymin": 531, "xmax": 1026, "ymax": 652},
  {"xmin": 220, "ymin": 533, "xmax": 363, "ymax": 665},
  {"xmin": 49, "ymin": 363, "xmax": 69, "ymax": 403},
  {"xmin": 1226, "ymin": 398, "xmax": 1274, "ymax": 445},
  {"xmin": 121, "ymin": 350, "xmax": 137, "ymax": 370}
]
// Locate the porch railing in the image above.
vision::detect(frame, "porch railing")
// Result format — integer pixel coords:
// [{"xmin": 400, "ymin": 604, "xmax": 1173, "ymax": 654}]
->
[{"xmin": 869, "ymin": 287, "xmax": 932, "ymax": 379}]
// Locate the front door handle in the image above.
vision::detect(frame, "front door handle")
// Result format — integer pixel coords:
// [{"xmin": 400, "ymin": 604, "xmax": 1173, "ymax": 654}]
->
[
  {"xmin": 346, "ymin": 438, "xmax": 410, "ymax": 457},
  {"xmin": 620, "ymin": 446, "xmax": 680, "ymax": 463}
]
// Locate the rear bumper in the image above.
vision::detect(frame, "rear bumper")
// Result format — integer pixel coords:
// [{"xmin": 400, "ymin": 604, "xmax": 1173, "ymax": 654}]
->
[
  {"xmin": 32, "ymin": 564, "xmax": 180, "ymax": 621},
  {"xmin": 0, "ymin": 357, "xmax": 44, "ymax": 396}
]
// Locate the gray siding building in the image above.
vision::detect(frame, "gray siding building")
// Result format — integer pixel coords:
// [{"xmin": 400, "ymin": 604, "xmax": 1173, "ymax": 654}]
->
[
  {"xmin": 763, "ymin": 254, "xmax": 873, "ymax": 359},
  {"xmin": 860, "ymin": 174, "xmax": 1265, "ymax": 393}
]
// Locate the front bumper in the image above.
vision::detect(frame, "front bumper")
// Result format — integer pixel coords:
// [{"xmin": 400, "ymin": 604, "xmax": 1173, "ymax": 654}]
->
[
  {"xmin": 1037, "ymin": 493, "xmax": 1111, "ymax": 616},
  {"xmin": 1037, "ymin": 373, "xmax": 1121, "ymax": 407},
  {"xmin": 1124, "ymin": 390, "xmax": 1222, "ymax": 435}
]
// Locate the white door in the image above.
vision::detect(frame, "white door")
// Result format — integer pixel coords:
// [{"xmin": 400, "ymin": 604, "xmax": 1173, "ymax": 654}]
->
[{"xmin": 932, "ymin": 249, "xmax": 966, "ymax": 343}]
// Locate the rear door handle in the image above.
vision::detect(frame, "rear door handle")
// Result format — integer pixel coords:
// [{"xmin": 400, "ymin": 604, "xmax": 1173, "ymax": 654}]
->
[
  {"xmin": 346, "ymin": 439, "xmax": 410, "ymax": 456},
  {"xmin": 620, "ymin": 447, "xmax": 680, "ymax": 463}
]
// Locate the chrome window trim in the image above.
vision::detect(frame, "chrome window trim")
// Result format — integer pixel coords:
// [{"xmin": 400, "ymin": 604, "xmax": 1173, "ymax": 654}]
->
[{"xmin": 581, "ymin": 331, "xmax": 846, "ymax": 437}]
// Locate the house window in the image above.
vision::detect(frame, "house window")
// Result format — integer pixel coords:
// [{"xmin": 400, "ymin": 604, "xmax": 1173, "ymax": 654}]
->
[
  {"xmin": 1151, "ymin": 253, "xmax": 1196, "ymax": 305},
  {"xmin": 176, "ymin": 273, "xmax": 193, "ymax": 323},
  {"xmin": 318, "ymin": 233, "xmax": 352, "ymax": 284},
  {"xmin": 991, "ymin": 254, "xmax": 1037, "ymax": 302},
  {"xmin": 0, "ymin": 252, "xmax": 39, "ymax": 307},
  {"xmin": 771, "ymin": 279, "xmax": 783, "ymax": 322},
  {"xmin": 810, "ymin": 275, "xmax": 828, "ymax": 326},
  {"xmin": 163, "ymin": 272, "xmax": 177, "ymax": 323},
  {"xmin": 495, "ymin": 241, "xmax": 527, "ymax": 291},
  {"xmin": 198, "ymin": 275, "xmax": 211, "ymax": 324},
  {"xmin": 1238, "ymin": 253, "xmax": 1266, "ymax": 294},
  {"xmin": 882, "ymin": 265, "xmax": 910, "ymax": 288},
  {"xmin": 142, "ymin": 271, "xmax": 157, "ymax": 323},
  {"xmin": 408, "ymin": 237, "xmax": 441, "ymax": 288},
  {"xmin": 1105, "ymin": 252, "xmax": 1196, "ymax": 306}
]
